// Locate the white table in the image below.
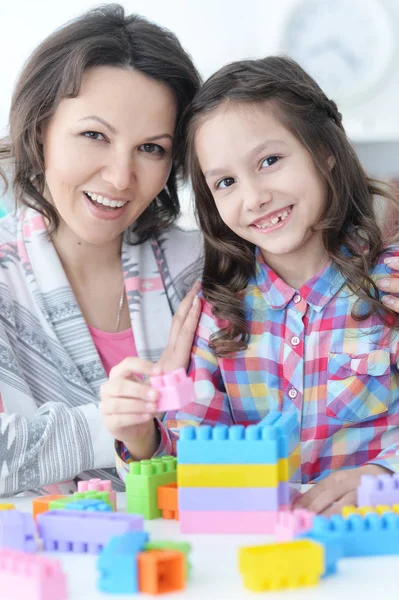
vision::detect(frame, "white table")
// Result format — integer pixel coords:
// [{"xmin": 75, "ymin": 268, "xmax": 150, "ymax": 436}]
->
[{"xmin": 4, "ymin": 493, "xmax": 398, "ymax": 600}]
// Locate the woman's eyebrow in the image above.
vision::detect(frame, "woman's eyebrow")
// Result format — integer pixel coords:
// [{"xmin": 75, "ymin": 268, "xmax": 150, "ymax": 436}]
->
[{"xmin": 79, "ymin": 115, "xmax": 117, "ymax": 134}]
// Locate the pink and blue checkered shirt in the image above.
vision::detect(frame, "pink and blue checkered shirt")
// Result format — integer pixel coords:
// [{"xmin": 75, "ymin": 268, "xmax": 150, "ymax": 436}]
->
[{"xmin": 117, "ymin": 246, "xmax": 399, "ymax": 483}]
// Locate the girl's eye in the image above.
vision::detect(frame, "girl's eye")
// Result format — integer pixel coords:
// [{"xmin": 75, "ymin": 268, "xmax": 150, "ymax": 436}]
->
[
  {"xmin": 216, "ymin": 177, "xmax": 235, "ymax": 190},
  {"xmin": 139, "ymin": 143, "xmax": 165, "ymax": 155},
  {"xmin": 82, "ymin": 131, "xmax": 106, "ymax": 141},
  {"xmin": 261, "ymin": 155, "xmax": 280, "ymax": 168}
]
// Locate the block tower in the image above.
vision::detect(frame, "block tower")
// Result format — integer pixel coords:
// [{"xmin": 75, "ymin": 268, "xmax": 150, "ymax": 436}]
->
[{"xmin": 177, "ymin": 411, "xmax": 300, "ymax": 533}]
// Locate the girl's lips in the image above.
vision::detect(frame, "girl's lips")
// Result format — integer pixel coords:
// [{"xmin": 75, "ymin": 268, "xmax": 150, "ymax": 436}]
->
[
  {"xmin": 250, "ymin": 205, "xmax": 294, "ymax": 234},
  {"xmin": 83, "ymin": 191, "xmax": 128, "ymax": 221}
]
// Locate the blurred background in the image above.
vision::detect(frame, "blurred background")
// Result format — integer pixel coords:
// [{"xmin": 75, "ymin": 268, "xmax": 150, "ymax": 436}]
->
[{"xmin": 0, "ymin": 0, "xmax": 398, "ymax": 226}]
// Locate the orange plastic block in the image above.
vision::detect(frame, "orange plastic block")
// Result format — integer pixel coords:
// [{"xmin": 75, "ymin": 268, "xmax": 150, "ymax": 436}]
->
[
  {"xmin": 157, "ymin": 483, "xmax": 179, "ymax": 520},
  {"xmin": 32, "ymin": 495, "xmax": 65, "ymax": 520},
  {"xmin": 137, "ymin": 550, "xmax": 185, "ymax": 594}
]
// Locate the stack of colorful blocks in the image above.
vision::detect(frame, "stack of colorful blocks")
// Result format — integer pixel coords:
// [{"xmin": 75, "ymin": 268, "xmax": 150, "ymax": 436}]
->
[{"xmin": 177, "ymin": 411, "xmax": 301, "ymax": 533}]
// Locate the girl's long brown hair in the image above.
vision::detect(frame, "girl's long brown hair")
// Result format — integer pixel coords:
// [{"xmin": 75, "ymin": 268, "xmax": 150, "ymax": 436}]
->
[
  {"xmin": 183, "ymin": 56, "xmax": 399, "ymax": 356},
  {"xmin": 0, "ymin": 4, "xmax": 201, "ymax": 242}
]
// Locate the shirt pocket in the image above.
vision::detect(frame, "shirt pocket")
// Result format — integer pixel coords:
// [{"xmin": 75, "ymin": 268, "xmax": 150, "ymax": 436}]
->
[{"xmin": 326, "ymin": 349, "xmax": 391, "ymax": 422}]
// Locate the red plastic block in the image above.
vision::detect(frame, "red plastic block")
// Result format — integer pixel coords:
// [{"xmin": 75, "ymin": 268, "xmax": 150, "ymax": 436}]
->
[
  {"xmin": 0, "ymin": 547, "xmax": 67, "ymax": 600},
  {"xmin": 179, "ymin": 510, "xmax": 279, "ymax": 534},
  {"xmin": 137, "ymin": 549, "xmax": 185, "ymax": 594},
  {"xmin": 150, "ymin": 368, "xmax": 195, "ymax": 411},
  {"xmin": 274, "ymin": 509, "xmax": 314, "ymax": 541},
  {"xmin": 78, "ymin": 479, "xmax": 117, "ymax": 510},
  {"xmin": 157, "ymin": 483, "xmax": 179, "ymax": 520}
]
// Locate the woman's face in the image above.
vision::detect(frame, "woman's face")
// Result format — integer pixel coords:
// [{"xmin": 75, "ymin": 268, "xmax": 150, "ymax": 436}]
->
[{"xmin": 42, "ymin": 65, "xmax": 177, "ymax": 245}]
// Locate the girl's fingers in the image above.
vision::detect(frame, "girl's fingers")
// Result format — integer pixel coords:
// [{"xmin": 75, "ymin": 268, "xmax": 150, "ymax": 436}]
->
[
  {"xmin": 101, "ymin": 379, "xmax": 159, "ymax": 403},
  {"xmin": 381, "ymin": 294, "xmax": 399, "ymax": 312},
  {"xmin": 168, "ymin": 281, "xmax": 201, "ymax": 348},
  {"xmin": 172, "ymin": 295, "xmax": 202, "ymax": 367},
  {"xmin": 384, "ymin": 257, "xmax": 399, "ymax": 271},
  {"xmin": 109, "ymin": 357, "xmax": 161, "ymax": 381}
]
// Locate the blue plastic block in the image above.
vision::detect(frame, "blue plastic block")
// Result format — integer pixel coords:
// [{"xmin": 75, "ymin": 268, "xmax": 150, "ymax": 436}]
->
[
  {"xmin": 307, "ymin": 512, "xmax": 399, "ymax": 558},
  {"xmin": 65, "ymin": 499, "xmax": 112, "ymax": 512},
  {"xmin": 256, "ymin": 412, "xmax": 300, "ymax": 459},
  {"xmin": 297, "ymin": 530, "xmax": 343, "ymax": 576},
  {"xmin": 97, "ymin": 530, "xmax": 149, "ymax": 594},
  {"xmin": 177, "ymin": 423, "xmax": 279, "ymax": 464}
]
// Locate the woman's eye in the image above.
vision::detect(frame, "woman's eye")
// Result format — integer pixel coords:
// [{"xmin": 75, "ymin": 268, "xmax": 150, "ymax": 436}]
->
[
  {"xmin": 261, "ymin": 155, "xmax": 280, "ymax": 168},
  {"xmin": 139, "ymin": 143, "xmax": 165, "ymax": 155},
  {"xmin": 82, "ymin": 131, "xmax": 106, "ymax": 141},
  {"xmin": 216, "ymin": 177, "xmax": 235, "ymax": 190}
]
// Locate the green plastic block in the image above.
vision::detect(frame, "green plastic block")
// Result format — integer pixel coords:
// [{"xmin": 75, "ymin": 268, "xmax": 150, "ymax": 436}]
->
[
  {"xmin": 49, "ymin": 490, "xmax": 112, "ymax": 510},
  {"xmin": 145, "ymin": 541, "xmax": 192, "ymax": 578},
  {"xmin": 126, "ymin": 456, "xmax": 177, "ymax": 520}
]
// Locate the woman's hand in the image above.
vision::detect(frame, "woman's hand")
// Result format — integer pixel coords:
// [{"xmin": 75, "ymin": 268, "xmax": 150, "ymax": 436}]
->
[
  {"xmin": 377, "ymin": 257, "xmax": 399, "ymax": 312},
  {"xmin": 100, "ymin": 281, "xmax": 202, "ymax": 459},
  {"xmin": 293, "ymin": 464, "xmax": 390, "ymax": 516}
]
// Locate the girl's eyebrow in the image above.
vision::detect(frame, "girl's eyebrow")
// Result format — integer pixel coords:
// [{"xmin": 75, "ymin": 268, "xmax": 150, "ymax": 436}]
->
[
  {"xmin": 78, "ymin": 115, "xmax": 174, "ymax": 142},
  {"xmin": 204, "ymin": 139, "xmax": 286, "ymax": 179}
]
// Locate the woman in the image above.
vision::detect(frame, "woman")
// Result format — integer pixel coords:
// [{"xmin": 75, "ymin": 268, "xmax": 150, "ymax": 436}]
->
[{"xmin": 0, "ymin": 4, "xmax": 202, "ymax": 495}]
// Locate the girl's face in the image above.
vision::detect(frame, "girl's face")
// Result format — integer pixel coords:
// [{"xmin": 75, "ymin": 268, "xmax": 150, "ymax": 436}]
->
[
  {"xmin": 42, "ymin": 66, "xmax": 176, "ymax": 246},
  {"xmin": 195, "ymin": 102, "xmax": 330, "ymax": 271}
]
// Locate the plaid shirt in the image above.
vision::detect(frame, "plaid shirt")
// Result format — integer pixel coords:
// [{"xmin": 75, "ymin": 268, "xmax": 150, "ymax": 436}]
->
[{"xmin": 117, "ymin": 246, "xmax": 399, "ymax": 484}]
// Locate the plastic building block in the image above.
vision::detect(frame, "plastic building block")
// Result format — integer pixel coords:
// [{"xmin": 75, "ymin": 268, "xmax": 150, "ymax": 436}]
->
[
  {"xmin": 150, "ymin": 367, "xmax": 195, "ymax": 411},
  {"xmin": 38, "ymin": 510, "xmax": 144, "ymax": 554},
  {"xmin": 0, "ymin": 504, "xmax": 15, "ymax": 511},
  {"xmin": 157, "ymin": 482, "xmax": 179, "ymax": 520},
  {"xmin": 97, "ymin": 531, "xmax": 149, "ymax": 594},
  {"xmin": 0, "ymin": 548, "xmax": 67, "ymax": 600},
  {"xmin": 239, "ymin": 539, "xmax": 323, "ymax": 591},
  {"xmin": 137, "ymin": 550, "xmax": 185, "ymax": 594},
  {"xmin": 50, "ymin": 490, "xmax": 112, "ymax": 510},
  {"xmin": 179, "ymin": 486, "xmax": 280, "ymax": 511},
  {"xmin": 145, "ymin": 541, "xmax": 191, "ymax": 579},
  {"xmin": 296, "ymin": 530, "xmax": 342, "ymax": 577},
  {"xmin": 177, "ymin": 423, "xmax": 279, "ymax": 464},
  {"xmin": 256, "ymin": 411, "xmax": 301, "ymax": 483},
  {"xmin": 307, "ymin": 512, "xmax": 399, "ymax": 557},
  {"xmin": 32, "ymin": 496, "xmax": 64, "ymax": 521},
  {"xmin": 178, "ymin": 463, "xmax": 279, "ymax": 487},
  {"xmin": 64, "ymin": 499, "xmax": 112, "ymax": 512},
  {"xmin": 342, "ymin": 504, "xmax": 399, "ymax": 517},
  {"xmin": 126, "ymin": 456, "xmax": 177, "ymax": 519},
  {"xmin": 78, "ymin": 478, "xmax": 117, "ymax": 510},
  {"xmin": 179, "ymin": 510, "xmax": 279, "ymax": 534},
  {"xmin": 274, "ymin": 509, "xmax": 314, "ymax": 541},
  {"xmin": 357, "ymin": 473, "xmax": 399, "ymax": 507},
  {"xmin": 0, "ymin": 510, "xmax": 36, "ymax": 552}
]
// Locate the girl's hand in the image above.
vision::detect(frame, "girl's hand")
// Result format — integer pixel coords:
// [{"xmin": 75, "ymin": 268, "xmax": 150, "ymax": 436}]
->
[
  {"xmin": 293, "ymin": 464, "xmax": 390, "ymax": 516},
  {"xmin": 377, "ymin": 257, "xmax": 399, "ymax": 312}
]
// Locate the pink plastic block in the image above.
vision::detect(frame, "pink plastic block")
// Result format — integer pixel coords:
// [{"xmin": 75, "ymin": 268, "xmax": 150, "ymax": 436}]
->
[
  {"xmin": 179, "ymin": 510, "xmax": 279, "ymax": 534},
  {"xmin": 78, "ymin": 478, "xmax": 117, "ymax": 510},
  {"xmin": 38, "ymin": 510, "xmax": 143, "ymax": 554},
  {"xmin": 274, "ymin": 509, "xmax": 314, "ymax": 541},
  {"xmin": 151, "ymin": 368, "xmax": 195, "ymax": 411},
  {"xmin": 0, "ymin": 510, "xmax": 37, "ymax": 552},
  {"xmin": 0, "ymin": 547, "xmax": 67, "ymax": 600}
]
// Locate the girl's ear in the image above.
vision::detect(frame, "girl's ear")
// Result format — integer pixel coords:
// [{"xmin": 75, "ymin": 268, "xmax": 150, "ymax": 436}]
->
[{"xmin": 327, "ymin": 154, "xmax": 336, "ymax": 170}]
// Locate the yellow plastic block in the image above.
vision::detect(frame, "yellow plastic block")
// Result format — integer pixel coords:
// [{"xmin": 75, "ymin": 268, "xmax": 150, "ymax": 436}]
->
[
  {"xmin": 178, "ymin": 463, "xmax": 279, "ymax": 488},
  {"xmin": 279, "ymin": 446, "xmax": 301, "ymax": 482},
  {"xmin": 239, "ymin": 540, "xmax": 323, "ymax": 592},
  {"xmin": 0, "ymin": 503, "xmax": 15, "ymax": 511},
  {"xmin": 343, "ymin": 504, "xmax": 399, "ymax": 517}
]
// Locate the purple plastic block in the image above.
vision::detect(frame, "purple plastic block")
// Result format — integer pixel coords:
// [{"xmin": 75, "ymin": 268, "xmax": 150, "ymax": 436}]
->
[
  {"xmin": 38, "ymin": 510, "xmax": 143, "ymax": 554},
  {"xmin": 357, "ymin": 474, "xmax": 399, "ymax": 508},
  {"xmin": 179, "ymin": 486, "xmax": 281, "ymax": 511},
  {"xmin": 0, "ymin": 510, "xmax": 36, "ymax": 552},
  {"xmin": 151, "ymin": 368, "xmax": 195, "ymax": 411}
]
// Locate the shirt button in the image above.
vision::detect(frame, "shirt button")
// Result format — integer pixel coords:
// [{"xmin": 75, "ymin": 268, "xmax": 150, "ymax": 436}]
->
[
  {"xmin": 291, "ymin": 336, "xmax": 300, "ymax": 346},
  {"xmin": 288, "ymin": 388, "xmax": 298, "ymax": 399},
  {"xmin": 293, "ymin": 294, "xmax": 301, "ymax": 304}
]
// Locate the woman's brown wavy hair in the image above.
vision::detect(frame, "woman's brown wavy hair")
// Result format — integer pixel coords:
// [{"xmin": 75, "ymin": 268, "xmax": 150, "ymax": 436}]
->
[
  {"xmin": 0, "ymin": 4, "xmax": 201, "ymax": 242},
  {"xmin": 183, "ymin": 56, "xmax": 399, "ymax": 356}
]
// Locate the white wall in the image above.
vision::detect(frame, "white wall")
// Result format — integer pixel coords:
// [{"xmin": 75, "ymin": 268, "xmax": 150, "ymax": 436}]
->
[{"xmin": 1, "ymin": 0, "xmax": 398, "ymax": 226}]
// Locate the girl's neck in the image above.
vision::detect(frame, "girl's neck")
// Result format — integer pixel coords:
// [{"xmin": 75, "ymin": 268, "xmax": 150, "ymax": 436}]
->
[
  {"xmin": 261, "ymin": 233, "xmax": 330, "ymax": 290},
  {"xmin": 51, "ymin": 222, "xmax": 123, "ymax": 283}
]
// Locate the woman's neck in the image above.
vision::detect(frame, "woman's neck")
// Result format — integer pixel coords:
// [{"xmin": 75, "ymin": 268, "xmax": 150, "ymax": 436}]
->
[
  {"xmin": 261, "ymin": 233, "xmax": 330, "ymax": 290},
  {"xmin": 51, "ymin": 222, "xmax": 123, "ymax": 283}
]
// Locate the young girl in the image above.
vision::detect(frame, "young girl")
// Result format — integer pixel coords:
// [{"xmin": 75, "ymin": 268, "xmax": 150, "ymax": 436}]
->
[{"xmin": 114, "ymin": 56, "xmax": 399, "ymax": 514}]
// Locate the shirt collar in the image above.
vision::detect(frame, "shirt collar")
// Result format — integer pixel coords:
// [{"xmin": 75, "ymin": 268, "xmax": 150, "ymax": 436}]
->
[{"xmin": 253, "ymin": 247, "xmax": 346, "ymax": 312}]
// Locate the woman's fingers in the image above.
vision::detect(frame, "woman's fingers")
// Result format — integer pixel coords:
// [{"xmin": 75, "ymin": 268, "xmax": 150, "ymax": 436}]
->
[
  {"xmin": 108, "ymin": 357, "xmax": 161, "ymax": 380},
  {"xmin": 168, "ymin": 280, "xmax": 201, "ymax": 349}
]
